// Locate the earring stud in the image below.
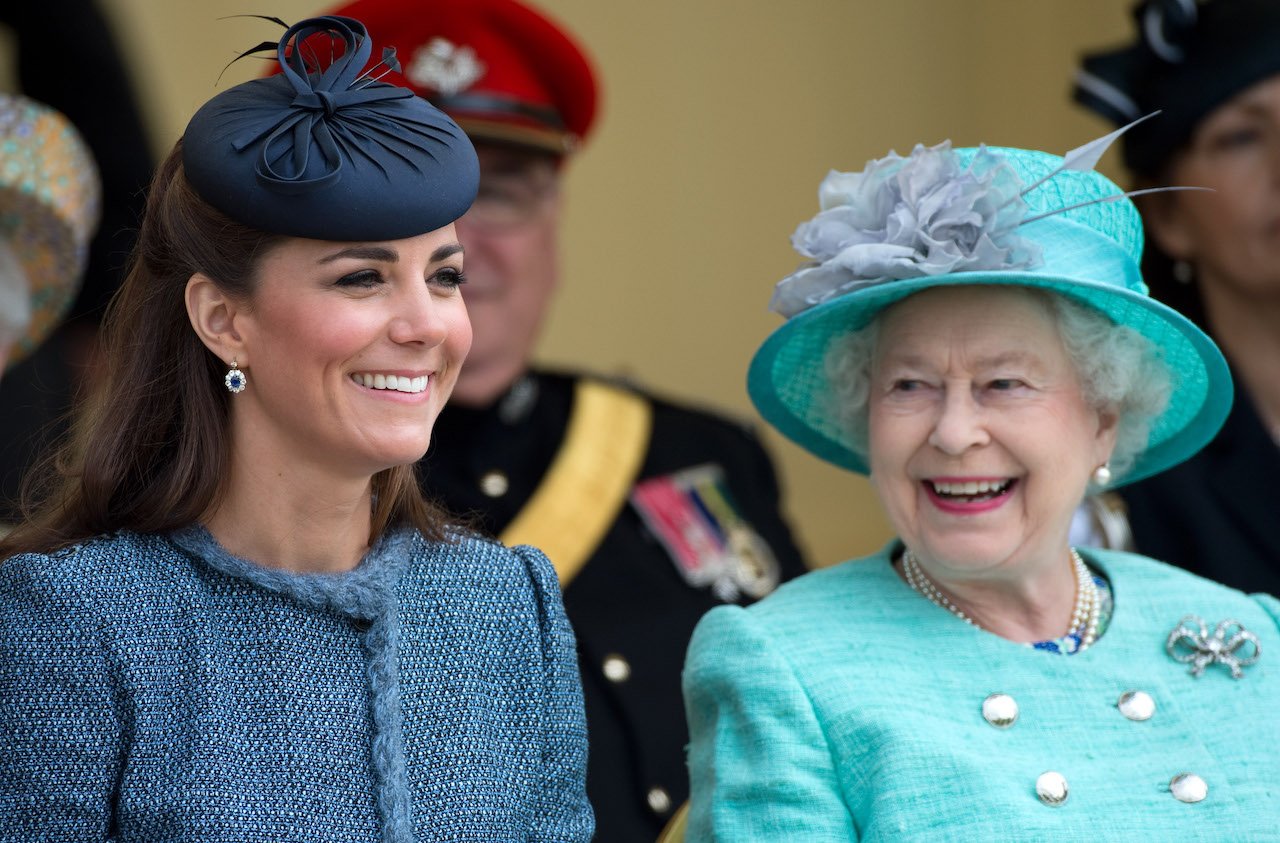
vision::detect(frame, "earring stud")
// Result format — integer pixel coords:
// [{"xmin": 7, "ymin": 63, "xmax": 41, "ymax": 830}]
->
[
  {"xmin": 224, "ymin": 359, "xmax": 247, "ymax": 393},
  {"xmin": 1091, "ymin": 463, "xmax": 1112, "ymax": 487},
  {"xmin": 1172, "ymin": 260, "xmax": 1194, "ymax": 284}
]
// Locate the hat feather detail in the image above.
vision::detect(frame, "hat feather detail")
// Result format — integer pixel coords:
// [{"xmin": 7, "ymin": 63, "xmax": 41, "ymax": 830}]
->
[{"xmin": 772, "ymin": 115, "xmax": 1193, "ymax": 319}]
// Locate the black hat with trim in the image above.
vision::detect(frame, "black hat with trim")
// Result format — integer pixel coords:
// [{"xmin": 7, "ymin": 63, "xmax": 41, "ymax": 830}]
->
[
  {"xmin": 183, "ymin": 16, "xmax": 479, "ymax": 240},
  {"xmin": 1074, "ymin": 0, "xmax": 1280, "ymax": 175}
]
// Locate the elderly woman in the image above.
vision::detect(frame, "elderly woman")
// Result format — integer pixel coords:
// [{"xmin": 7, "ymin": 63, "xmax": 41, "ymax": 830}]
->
[
  {"xmin": 0, "ymin": 17, "xmax": 591, "ymax": 841},
  {"xmin": 1075, "ymin": 0, "xmax": 1280, "ymax": 593},
  {"xmin": 682, "ymin": 133, "xmax": 1280, "ymax": 839}
]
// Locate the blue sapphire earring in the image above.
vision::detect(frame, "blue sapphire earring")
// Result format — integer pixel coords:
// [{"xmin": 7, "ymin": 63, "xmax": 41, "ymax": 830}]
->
[{"xmin": 224, "ymin": 359, "xmax": 247, "ymax": 393}]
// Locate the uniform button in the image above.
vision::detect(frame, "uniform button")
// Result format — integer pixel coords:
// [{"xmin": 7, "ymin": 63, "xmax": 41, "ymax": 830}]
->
[
  {"xmin": 982, "ymin": 693, "xmax": 1019, "ymax": 728},
  {"xmin": 1116, "ymin": 690, "xmax": 1155, "ymax": 721},
  {"xmin": 602, "ymin": 654, "xmax": 631, "ymax": 684},
  {"xmin": 1170, "ymin": 772, "xmax": 1207, "ymax": 803},
  {"xmin": 479, "ymin": 470, "xmax": 509, "ymax": 498},
  {"xmin": 646, "ymin": 786, "xmax": 672, "ymax": 815},
  {"xmin": 1035, "ymin": 771, "xmax": 1069, "ymax": 806}
]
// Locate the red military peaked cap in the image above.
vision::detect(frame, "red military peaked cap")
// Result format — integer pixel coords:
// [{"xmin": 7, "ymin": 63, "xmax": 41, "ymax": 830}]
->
[{"xmin": 323, "ymin": 0, "xmax": 599, "ymax": 154}]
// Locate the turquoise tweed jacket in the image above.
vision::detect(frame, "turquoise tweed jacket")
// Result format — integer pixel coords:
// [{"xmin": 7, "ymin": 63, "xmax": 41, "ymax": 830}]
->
[
  {"xmin": 683, "ymin": 544, "xmax": 1280, "ymax": 841},
  {"xmin": 0, "ymin": 526, "xmax": 593, "ymax": 841}
]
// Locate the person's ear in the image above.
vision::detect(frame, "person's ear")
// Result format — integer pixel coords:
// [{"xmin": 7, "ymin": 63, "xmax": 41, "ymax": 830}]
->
[
  {"xmin": 1094, "ymin": 406, "xmax": 1121, "ymax": 467},
  {"xmin": 1141, "ymin": 190, "xmax": 1196, "ymax": 262},
  {"xmin": 185, "ymin": 273, "xmax": 249, "ymax": 366}
]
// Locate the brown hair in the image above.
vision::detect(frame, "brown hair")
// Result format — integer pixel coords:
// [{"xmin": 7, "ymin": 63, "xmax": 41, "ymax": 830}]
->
[{"xmin": 1, "ymin": 141, "xmax": 450, "ymax": 560}]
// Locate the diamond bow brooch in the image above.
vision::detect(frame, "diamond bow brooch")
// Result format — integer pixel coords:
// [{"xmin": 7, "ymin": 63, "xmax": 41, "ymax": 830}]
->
[{"xmin": 1165, "ymin": 615, "xmax": 1261, "ymax": 679}]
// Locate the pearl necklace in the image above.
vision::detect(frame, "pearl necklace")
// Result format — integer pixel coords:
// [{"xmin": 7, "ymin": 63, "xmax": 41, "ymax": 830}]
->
[{"xmin": 902, "ymin": 548, "xmax": 1100, "ymax": 652}]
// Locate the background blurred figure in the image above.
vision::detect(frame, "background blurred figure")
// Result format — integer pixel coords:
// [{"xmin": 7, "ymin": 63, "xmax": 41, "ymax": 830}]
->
[
  {"xmin": 0, "ymin": 94, "xmax": 99, "ymax": 385},
  {"xmin": 323, "ymin": 0, "xmax": 806, "ymax": 837},
  {"xmin": 0, "ymin": 0, "xmax": 154, "ymax": 518},
  {"xmin": 1075, "ymin": 0, "xmax": 1280, "ymax": 594}
]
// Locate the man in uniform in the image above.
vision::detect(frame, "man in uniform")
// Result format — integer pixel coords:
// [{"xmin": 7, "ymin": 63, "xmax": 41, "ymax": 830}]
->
[{"xmin": 325, "ymin": 1, "xmax": 808, "ymax": 838}]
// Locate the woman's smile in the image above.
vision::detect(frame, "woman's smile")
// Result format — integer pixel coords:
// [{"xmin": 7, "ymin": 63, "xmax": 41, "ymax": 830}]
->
[
  {"xmin": 923, "ymin": 476, "xmax": 1017, "ymax": 513},
  {"xmin": 350, "ymin": 371, "xmax": 434, "ymax": 398},
  {"xmin": 868, "ymin": 286, "xmax": 1117, "ymax": 575},
  {"xmin": 225, "ymin": 226, "xmax": 472, "ymax": 478}
]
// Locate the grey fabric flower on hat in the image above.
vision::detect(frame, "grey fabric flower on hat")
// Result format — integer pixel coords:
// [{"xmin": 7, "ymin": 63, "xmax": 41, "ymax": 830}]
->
[{"xmin": 771, "ymin": 143, "xmax": 1042, "ymax": 318}]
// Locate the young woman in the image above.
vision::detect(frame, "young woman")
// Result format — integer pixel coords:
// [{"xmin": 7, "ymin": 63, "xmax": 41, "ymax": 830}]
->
[{"xmin": 0, "ymin": 17, "xmax": 592, "ymax": 841}]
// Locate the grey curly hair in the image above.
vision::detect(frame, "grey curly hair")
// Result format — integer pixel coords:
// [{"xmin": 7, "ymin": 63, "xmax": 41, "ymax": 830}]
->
[{"xmin": 823, "ymin": 288, "xmax": 1172, "ymax": 484}]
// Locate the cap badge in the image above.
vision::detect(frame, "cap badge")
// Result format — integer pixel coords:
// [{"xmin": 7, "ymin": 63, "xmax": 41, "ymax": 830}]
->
[{"xmin": 407, "ymin": 38, "xmax": 485, "ymax": 96}]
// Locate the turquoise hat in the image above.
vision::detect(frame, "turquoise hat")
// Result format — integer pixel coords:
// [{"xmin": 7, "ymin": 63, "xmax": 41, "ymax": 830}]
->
[{"xmin": 747, "ymin": 137, "xmax": 1231, "ymax": 487}]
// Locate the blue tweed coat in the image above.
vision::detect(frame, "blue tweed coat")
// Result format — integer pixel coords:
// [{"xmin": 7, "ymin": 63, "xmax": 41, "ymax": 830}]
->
[
  {"xmin": 0, "ymin": 526, "xmax": 593, "ymax": 841},
  {"xmin": 683, "ymin": 544, "xmax": 1280, "ymax": 841}
]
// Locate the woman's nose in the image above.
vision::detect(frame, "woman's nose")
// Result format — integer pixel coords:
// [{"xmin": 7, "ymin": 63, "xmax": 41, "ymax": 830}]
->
[
  {"xmin": 927, "ymin": 387, "xmax": 990, "ymax": 455},
  {"xmin": 389, "ymin": 285, "xmax": 448, "ymax": 347}
]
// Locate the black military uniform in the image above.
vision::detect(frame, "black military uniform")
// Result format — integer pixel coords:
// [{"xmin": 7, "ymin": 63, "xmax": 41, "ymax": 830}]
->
[{"xmin": 422, "ymin": 369, "xmax": 807, "ymax": 842}]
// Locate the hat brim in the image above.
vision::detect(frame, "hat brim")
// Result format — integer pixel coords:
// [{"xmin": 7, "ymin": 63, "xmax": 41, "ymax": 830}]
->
[
  {"xmin": 747, "ymin": 270, "xmax": 1232, "ymax": 487},
  {"xmin": 454, "ymin": 116, "xmax": 577, "ymax": 154}
]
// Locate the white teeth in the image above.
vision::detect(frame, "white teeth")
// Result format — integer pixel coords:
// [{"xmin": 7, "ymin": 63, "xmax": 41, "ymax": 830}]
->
[
  {"xmin": 352, "ymin": 373, "xmax": 428, "ymax": 394},
  {"xmin": 932, "ymin": 479, "xmax": 1009, "ymax": 496}
]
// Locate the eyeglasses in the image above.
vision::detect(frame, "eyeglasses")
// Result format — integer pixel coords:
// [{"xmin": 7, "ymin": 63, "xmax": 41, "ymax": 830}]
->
[{"xmin": 464, "ymin": 166, "xmax": 559, "ymax": 230}]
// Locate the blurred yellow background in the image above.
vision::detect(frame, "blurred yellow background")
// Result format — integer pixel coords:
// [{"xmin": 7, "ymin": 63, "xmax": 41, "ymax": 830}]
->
[{"xmin": 6, "ymin": 1, "xmax": 1137, "ymax": 567}]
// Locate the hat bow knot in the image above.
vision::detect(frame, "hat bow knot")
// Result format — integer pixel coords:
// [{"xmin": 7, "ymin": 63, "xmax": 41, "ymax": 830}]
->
[{"xmin": 228, "ymin": 16, "xmax": 428, "ymax": 196}]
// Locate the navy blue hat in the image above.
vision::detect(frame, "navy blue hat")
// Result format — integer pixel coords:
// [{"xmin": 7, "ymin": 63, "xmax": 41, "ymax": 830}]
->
[
  {"xmin": 1074, "ymin": 0, "xmax": 1280, "ymax": 175},
  {"xmin": 183, "ymin": 16, "xmax": 479, "ymax": 240}
]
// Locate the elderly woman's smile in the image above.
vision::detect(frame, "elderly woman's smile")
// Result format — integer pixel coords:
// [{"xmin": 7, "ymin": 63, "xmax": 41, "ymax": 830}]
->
[
  {"xmin": 923, "ymin": 477, "xmax": 1015, "ymax": 510},
  {"xmin": 867, "ymin": 286, "xmax": 1119, "ymax": 581}
]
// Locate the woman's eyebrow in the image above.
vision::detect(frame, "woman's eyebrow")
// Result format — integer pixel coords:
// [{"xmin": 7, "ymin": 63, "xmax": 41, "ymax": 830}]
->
[
  {"xmin": 431, "ymin": 243, "xmax": 464, "ymax": 263},
  {"xmin": 317, "ymin": 243, "xmax": 463, "ymax": 265},
  {"xmin": 977, "ymin": 351, "xmax": 1040, "ymax": 368},
  {"xmin": 317, "ymin": 245, "xmax": 399, "ymax": 264}
]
